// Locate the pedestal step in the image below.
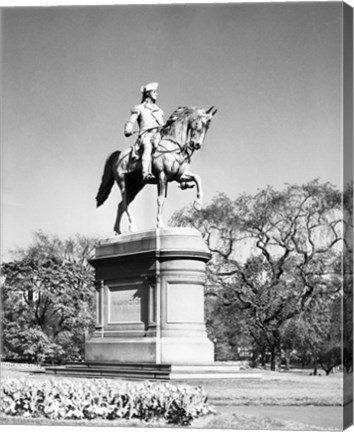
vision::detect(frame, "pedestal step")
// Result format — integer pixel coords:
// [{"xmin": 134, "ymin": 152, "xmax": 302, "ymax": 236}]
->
[{"xmin": 45, "ymin": 362, "xmax": 262, "ymax": 381}]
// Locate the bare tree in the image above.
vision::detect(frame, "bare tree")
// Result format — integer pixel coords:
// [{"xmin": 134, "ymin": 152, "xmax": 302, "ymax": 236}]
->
[{"xmin": 171, "ymin": 180, "xmax": 343, "ymax": 370}]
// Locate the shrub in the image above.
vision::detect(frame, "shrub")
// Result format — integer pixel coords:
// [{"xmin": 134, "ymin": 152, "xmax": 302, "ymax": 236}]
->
[
  {"xmin": 1, "ymin": 378, "xmax": 214, "ymax": 426},
  {"xmin": 318, "ymin": 344, "xmax": 342, "ymax": 375}
]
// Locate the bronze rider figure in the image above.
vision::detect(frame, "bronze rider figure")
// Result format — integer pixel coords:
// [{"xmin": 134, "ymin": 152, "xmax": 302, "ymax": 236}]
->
[{"xmin": 124, "ymin": 82, "xmax": 164, "ymax": 182}]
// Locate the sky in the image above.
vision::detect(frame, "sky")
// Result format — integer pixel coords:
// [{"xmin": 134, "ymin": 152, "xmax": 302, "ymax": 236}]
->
[{"xmin": 1, "ymin": 1, "xmax": 346, "ymax": 259}]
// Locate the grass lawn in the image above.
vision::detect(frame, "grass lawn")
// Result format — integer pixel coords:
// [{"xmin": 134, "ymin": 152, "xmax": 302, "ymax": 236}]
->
[
  {"xmin": 186, "ymin": 369, "xmax": 344, "ymax": 406},
  {"xmin": 0, "ymin": 365, "xmax": 348, "ymax": 430}
]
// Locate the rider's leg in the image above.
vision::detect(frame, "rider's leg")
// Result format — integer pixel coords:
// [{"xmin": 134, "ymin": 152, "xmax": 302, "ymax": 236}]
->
[{"xmin": 141, "ymin": 135, "xmax": 153, "ymax": 181}]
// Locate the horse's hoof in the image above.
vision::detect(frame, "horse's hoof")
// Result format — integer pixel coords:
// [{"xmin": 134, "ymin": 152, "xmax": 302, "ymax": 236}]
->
[{"xmin": 179, "ymin": 182, "xmax": 194, "ymax": 190}]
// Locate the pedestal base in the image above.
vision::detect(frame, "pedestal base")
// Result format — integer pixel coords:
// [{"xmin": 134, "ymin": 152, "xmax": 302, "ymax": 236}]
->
[
  {"xmin": 45, "ymin": 362, "xmax": 262, "ymax": 381},
  {"xmin": 86, "ymin": 336, "xmax": 214, "ymax": 364},
  {"xmin": 86, "ymin": 228, "xmax": 215, "ymax": 365}
]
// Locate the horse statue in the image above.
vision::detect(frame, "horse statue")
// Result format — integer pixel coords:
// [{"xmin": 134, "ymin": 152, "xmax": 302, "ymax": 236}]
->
[{"xmin": 96, "ymin": 105, "xmax": 217, "ymax": 234}]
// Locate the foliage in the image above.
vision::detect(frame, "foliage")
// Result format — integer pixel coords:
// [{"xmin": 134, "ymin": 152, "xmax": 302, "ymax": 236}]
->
[
  {"xmin": 170, "ymin": 180, "xmax": 345, "ymax": 371},
  {"xmin": 343, "ymin": 182, "xmax": 353, "ymax": 372},
  {"xmin": 318, "ymin": 344, "xmax": 342, "ymax": 376},
  {"xmin": 0, "ymin": 378, "xmax": 213, "ymax": 426},
  {"xmin": 280, "ymin": 296, "xmax": 342, "ymax": 372},
  {"xmin": 1, "ymin": 232, "xmax": 97, "ymax": 364},
  {"xmin": 205, "ymin": 297, "xmax": 251, "ymax": 361}
]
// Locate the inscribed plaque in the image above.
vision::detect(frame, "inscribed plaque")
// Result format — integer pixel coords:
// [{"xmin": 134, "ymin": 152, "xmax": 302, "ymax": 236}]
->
[{"xmin": 109, "ymin": 286, "xmax": 143, "ymax": 323}]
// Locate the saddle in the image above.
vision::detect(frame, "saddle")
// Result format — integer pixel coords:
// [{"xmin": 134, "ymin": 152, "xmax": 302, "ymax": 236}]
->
[{"xmin": 130, "ymin": 131, "xmax": 161, "ymax": 160}]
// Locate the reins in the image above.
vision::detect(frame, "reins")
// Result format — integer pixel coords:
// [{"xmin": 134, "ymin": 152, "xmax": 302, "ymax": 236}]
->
[
  {"xmin": 154, "ymin": 137, "xmax": 195, "ymax": 164},
  {"xmin": 130, "ymin": 126, "xmax": 161, "ymax": 136}
]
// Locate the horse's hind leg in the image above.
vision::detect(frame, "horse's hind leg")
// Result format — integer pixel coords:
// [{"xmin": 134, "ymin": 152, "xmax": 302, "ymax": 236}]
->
[
  {"xmin": 114, "ymin": 178, "xmax": 137, "ymax": 234},
  {"xmin": 114, "ymin": 201, "xmax": 124, "ymax": 235},
  {"xmin": 114, "ymin": 178, "xmax": 127, "ymax": 235}
]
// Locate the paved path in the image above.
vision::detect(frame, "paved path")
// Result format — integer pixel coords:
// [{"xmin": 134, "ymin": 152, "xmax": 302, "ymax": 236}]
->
[{"xmin": 214, "ymin": 404, "xmax": 343, "ymax": 430}]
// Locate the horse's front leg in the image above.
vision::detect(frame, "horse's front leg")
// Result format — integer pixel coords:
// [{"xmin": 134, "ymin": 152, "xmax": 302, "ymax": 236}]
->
[
  {"xmin": 156, "ymin": 172, "xmax": 167, "ymax": 229},
  {"xmin": 178, "ymin": 170, "xmax": 203, "ymax": 211}
]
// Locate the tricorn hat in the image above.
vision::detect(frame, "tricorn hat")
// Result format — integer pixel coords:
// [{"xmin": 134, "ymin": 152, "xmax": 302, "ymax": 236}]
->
[{"xmin": 141, "ymin": 82, "xmax": 159, "ymax": 93}]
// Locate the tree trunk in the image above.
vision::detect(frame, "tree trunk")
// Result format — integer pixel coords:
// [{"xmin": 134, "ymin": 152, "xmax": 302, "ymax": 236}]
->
[
  {"xmin": 313, "ymin": 358, "xmax": 318, "ymax": 375},
  {"xmin": 260, "ymin": 349, "xmax": 266, "ymax": 367},
  {"xmin": 319, "ymin": 362, "xmax": 333, "ymax": 376},
  {"xmin": 285, "ymin": 355, "xmax": 291, "ymax": 371},
  {"xmin": 270, "ymin": 347, "xmax": 277, "ymax": 371}
]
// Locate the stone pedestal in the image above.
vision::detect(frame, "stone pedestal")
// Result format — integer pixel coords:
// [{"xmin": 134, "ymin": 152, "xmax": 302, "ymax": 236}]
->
[{"xmin": 85, "ymin": 227, "xmax": 214, "ymax": 364}]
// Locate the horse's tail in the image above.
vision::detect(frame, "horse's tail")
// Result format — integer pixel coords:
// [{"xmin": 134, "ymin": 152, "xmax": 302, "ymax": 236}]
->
[{"xmin": 96, "ymin": 151, "xmax": 121, "ymax": 207}]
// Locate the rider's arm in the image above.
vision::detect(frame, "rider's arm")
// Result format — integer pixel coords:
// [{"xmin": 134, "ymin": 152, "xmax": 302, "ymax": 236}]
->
[{"xmin": 124, "ymin": 105, "xmax": 140, "ymax": 137}]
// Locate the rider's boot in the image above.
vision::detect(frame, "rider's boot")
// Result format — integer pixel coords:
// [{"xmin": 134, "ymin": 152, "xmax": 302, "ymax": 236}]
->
[{"xmin": 142, "ymin": 156, "xmax": 154, "ymax": 182}]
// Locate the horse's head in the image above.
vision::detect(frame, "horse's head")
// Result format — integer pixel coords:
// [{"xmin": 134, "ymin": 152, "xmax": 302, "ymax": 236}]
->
[
  {"xmin": 188, "ymin": 106, "xmax": 217, "ymax": 150},
  {"xmin": 161, "ymin": 105, "xmax": 217, "ymax": 151}
]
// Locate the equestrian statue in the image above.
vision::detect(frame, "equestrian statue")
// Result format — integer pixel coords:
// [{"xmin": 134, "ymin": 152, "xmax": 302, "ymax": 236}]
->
[{"xmin": 96, "ymin": 82, "xmax": 217, "ymax": 234}]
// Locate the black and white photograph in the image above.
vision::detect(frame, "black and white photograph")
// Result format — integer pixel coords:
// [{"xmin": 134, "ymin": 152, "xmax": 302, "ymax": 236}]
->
[{"xmin": 1, "ymin": 1, "xmax": 353, "ymax": 431}]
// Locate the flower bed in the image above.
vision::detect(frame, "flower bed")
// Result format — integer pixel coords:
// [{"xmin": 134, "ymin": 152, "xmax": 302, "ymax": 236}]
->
[{"xmin": 1, "ymin": 378, "xmax": 214, "ymax": 426}]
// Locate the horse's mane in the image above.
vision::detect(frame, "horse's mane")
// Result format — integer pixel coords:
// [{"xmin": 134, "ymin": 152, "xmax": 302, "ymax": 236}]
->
[{"xmin": 161, "ymin": 106, "xmax": 199, "ymax": 136}]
